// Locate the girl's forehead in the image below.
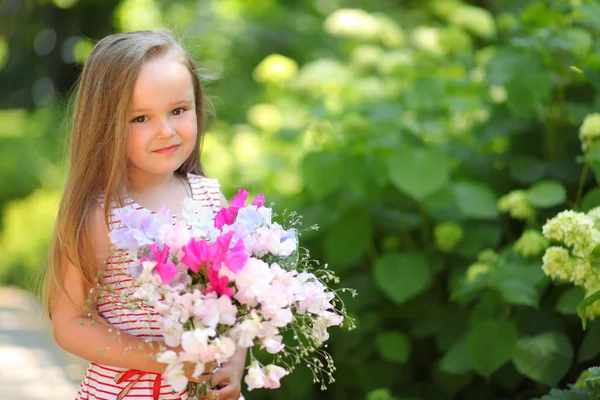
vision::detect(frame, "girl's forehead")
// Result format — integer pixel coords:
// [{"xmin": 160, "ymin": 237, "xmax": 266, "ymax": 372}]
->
[{"xmin": 130, "ymin": 58, "xmax": 194, "ymax": 108}]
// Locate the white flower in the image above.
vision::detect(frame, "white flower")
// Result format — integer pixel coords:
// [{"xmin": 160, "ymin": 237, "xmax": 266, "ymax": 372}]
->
[
  {"xmin": 258, "ymin": 282, "xmax": 294, "ymax": 317},
  {"xmin": 270, "ymin": 308, "xmax": 293, "ymax": 328},
  {"xmin": 192, "ymin": 362, "xmax": 206, "ymax": 379},
  {"xmin": 162, "ymin": 318, "xmax": 184, "ymax": 347},
  {"xmin": 133, "ymin": 282, "xmax": 161, "ymax": 303},
  {"xmin": 295, "ymin": 280, "xmax": 334, "ymax": 315},
  {"xmin": 236, "ymin": 205, "xmax": 271, "ymax": 231},
  {"xmin": 154, "ymin": 300, "xmax": 170, "ymax": 315},
  {"xmin": 194, "ymin": 296, "xmax": 220, "ymax": 330},
  {"xmin": 257, "ymin": 320, "xmax": 279, "ymax": 338},
  {"xmin": 261, "ymin": 335, "xmax": 284, "ymax": 354},
  {"xmin": 180, "ymin": 198, "xmax": 219, "ymax": 240},
  {"xmin": 312, "ymin": 317, "xmax": 330, "ymax": 342},
  {"xmin": 263, "ymin": 364, "xmax": 289, "ymax": 389},
  {"xmin": 214, "ymin": 337, "xmax": 236, "ymax": 361},
  {"xmin": 252, "ymin": 225, "xmax": 297, "ymax": 258},
  {"xmin": 163, "ymin": 363, "xmax": 188, "ymax": 392},
  {"xmin": 244, "ymin": 362, "xmax": 265, "ymax": 391},
  {"xmin": 159, "ymin": 220, "xmax": 191, "ymax": 249},
  {"xmin": 156, "ymin": 350, "xmax": 178, "ymax": 364},
  {"xmin": 217, "ymin": 295, "xmax": 238, "ymax": 326},
  {"xmin": 231, "ymin": 312, "xmax": 261, "ymax": 347},
  {"xmin": 180, "ymin": 328, "xmax": 218, "ymax": 363},
  {"xmin": 140, "ymin": 260, "xmax": 157, "ymax": 280},
  {"xmin": 234, "ymin": 258, "xmax": 274, "ymax": 307},
  {"xmin": 321, "ymin": 310, "xmax": 344, "ymax": 327}
]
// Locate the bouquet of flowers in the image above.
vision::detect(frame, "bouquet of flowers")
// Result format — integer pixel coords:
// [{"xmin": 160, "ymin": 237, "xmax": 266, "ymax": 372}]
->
[{"xmin": 107, "ymin": 188, "xmax": 355, "ymax": 398}]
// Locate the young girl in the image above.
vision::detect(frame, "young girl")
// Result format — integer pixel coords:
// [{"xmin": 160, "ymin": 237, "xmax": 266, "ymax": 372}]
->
[{"xmin": 44, "ymin": 31, "xmax": 246, "ymax": 400}]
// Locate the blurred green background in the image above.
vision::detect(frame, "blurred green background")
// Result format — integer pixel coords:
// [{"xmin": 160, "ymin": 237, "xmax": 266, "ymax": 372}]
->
[{"xmin": 3, "ymin": 0, "xmax": 600, "ymax": 399}]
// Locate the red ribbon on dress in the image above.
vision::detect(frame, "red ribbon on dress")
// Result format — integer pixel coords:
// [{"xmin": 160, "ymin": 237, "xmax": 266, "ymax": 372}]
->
[{"xmin": 114, "ymin": 369, "xmax": 163, "ymax": 400}]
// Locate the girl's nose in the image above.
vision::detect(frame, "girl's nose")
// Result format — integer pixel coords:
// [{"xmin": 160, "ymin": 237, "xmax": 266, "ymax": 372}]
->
[{"xmin": 157, "ymin": 118, "xmax": 176, "ymax": 138}]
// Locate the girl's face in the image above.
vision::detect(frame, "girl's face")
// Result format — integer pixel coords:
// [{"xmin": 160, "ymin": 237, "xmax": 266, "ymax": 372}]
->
[{"xmin": 127, "ymin": 56, "xmax": 197, "ymax": 177}]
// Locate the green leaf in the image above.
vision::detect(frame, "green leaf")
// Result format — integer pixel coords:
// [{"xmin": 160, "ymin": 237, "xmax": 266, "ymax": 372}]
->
[
  {"xmin": 577, "ymin": 289, "xmax": 600, "ymax": 330},
  {"xmin": 525, "ymin": 180, "xmax": 567, "ymax": 208},
  {"xmin": 506, "ymin": 70, "xmax": 553, "ymax": 118},
  {"xmin": 470, "ymin": 290, "xmax": 510, "ymax": 324},
  {"xmin": 374, "ymin": 252, "xmax": 432, "ymax": 305},
  {"xmin": 376, "ymin": 331, "xmax": 411, "ymax": 365},
  {"xmin": 583, "ymin": 366, "xmax": 600, "ymax": 382},
  {"xmin": 535, "ymin": 387, "xmax": 593, "ymax": 400},
  {"xmin": 466, "ymin": 320, "xmax": 518, "ymax": 378},
  {"xmin": 495, "ymin": 279, "xmax": 539, "ymax": 307},
  {"xmin": 422, "ymin": 186, "xmax": 463, "ymax": 221},
  {"xmin": 555, "ymin": 287, "xmax": 586, "ymax": 316},
  {"xmin": 581, "ymin": 188, "xmax": 600, "ymax": 212},
  {"xmin": 452, "ymin": 180, "xmax": 498, "ymax": 219},
  {"xmin": 492, "ymin": 260, "xmax": 545, "ymax": 308},
  {"xmin": 485, "ymin": 48, "xmax": 523, "ymax": 85},
  {"xmin": 577, "ymin": 3, "xmax": 600, "ymax": 31},
  {"xmin": 343, "ymin": 155, "xmax": 387, "ymax": 198},
  {"xmin": 578, "ymin": 321, "xmax": 600, "ymax": 364},
  {"xmin": 440, "ymin": 336, "xmax": 471, "ymax": 375},
  {"xmin": 300, "ymin": 151, "xmax": 344, "ymax": 199},
  {"xmin": 455, "ymin": 222, "xmax": 503, "ymax": 258},
  {"xmin": 509, "ymin": 155, "xmax": 546, "ymax": 184},
  {"xmin": 366, "ymin": 388, "xmax": 396, "ymax": 400},
  {"xmin": 514, "ymin": 309, "xmax": 565, "ymax": 337},
  {"xmin": 432, "ymin": 364, "xmax": 473, "ymax": 396},
  {"xmin": 512, "ymin": 332, "xmax": 573, "ymax": 386},
  {"xmin": 387, "ymin": 146, "xmax": 450, "ymax": 201},
  {"xmin": 324, "ymin": 207, "xmax": 372, "ymax": 272}
]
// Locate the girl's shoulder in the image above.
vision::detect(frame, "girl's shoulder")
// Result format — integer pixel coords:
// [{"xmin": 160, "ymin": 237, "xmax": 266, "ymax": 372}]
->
[
  {"xmin": 186, "ymin": 172, "xmax": 221, "ymax": 193},
  {"xmin": 186, "ymin": 173, "xmax": 225, "ymax": 209}
]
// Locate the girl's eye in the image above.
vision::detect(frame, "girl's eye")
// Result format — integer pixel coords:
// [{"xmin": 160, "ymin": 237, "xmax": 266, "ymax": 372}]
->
[
  {"xmin": 132, "ymin": 116, "xmax": 147, "ymax": 123},
  {"xmin": 172, "ymin": 108, "xmax": 186, "ymax": 116}
]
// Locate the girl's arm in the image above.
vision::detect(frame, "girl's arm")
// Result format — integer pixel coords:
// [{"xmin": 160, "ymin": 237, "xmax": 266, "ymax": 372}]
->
[
  {"xmin": 51, "ymin": 202, "xmax": 207, "ymax": 382},
  {"xmin": 51, "ymin": 202, "xmax": 167, "ymax": 373}
]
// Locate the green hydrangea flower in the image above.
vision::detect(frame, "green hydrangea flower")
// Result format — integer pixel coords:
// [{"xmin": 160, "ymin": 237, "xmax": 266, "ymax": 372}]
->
[
  {"xmin": 477, "ymin": 249, "xmax": 499, "ymax": 266},
  {"xmin": 542, "ymin": 210, "xmax": 600, "ymax": 258},
  {"xmin": 498, "ymin": 190, "xmax": 535, "ymax": 220},
  {"xmin": 514, "ymin": 229, "xmax": 549, "ymax": 258},
  {"xmin": 466, "ymin": 262, "xmax": 491, "ymax": 282},
  {"xmin": 579, "ymin": 113, "xmax": 600, "ymax": 152},
  {"xmin": 541, "ymin": 246, "xmax": 573, "ymax": 281},
  {"xmin": 434, "ymin": 222, "xmax": 464, "ymax": 252},
  {"xmin": 580, "ymin": 292, "xmax": 600, "ymax": 320}
]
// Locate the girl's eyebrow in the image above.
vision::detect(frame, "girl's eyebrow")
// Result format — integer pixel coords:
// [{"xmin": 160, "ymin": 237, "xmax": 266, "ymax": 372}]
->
[{"xmin": 130, "ymin": 99, "xmax": 194, "ymax": 113}]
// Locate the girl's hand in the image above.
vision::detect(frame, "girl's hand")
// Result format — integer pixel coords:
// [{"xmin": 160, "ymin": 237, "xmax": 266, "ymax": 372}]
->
[
  {"xmin": 184, "ymin": 362, "xmax": 213, "ymax": 384},
  {"xmin": 204, "ymin": 363, "xmax": 241, "ymax": 400},
  {"xmin": 205, "ymin": 347, "xmax": 247, "ymax": 400}
]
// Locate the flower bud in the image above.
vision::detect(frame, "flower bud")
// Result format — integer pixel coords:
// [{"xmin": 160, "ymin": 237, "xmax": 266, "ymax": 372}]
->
[
  {"xmin": 435, "ymin": 222, "xmax": 464, "ymax": 252},
  {"xmin": 514, "ymin": 230, "xmax": 549, "ymax": 258}
]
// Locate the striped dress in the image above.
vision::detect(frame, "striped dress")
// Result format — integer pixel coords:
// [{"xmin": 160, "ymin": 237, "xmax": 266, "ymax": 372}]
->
[{"xmin": 76, "ymin": 173, "xmax": 221, "ymax": 400}]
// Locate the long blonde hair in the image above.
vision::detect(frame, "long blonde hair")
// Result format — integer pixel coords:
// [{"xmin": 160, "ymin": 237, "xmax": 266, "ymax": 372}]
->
[{"xmin": 43, "ymin": 31, "xmax": 209, "ymax": 318}]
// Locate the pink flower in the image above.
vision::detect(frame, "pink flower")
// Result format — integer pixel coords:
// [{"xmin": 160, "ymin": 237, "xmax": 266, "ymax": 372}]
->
[
  {"xmin": 181, "ymin": 231, "xmax": 248, "ymax": 297},
  {"xmin": 214, "ymin": 189, "xmax": 266, "ymax": 230},
  {"xmin": 263, "ymin": 365, "xmax": 289, "ymax": 389},
  {"xmin": 140, "ymin": 243, "xmax": 178, "ymax": 284},
  {"xmin": 205, "ymin": 232, "xmax": 249, "ymax": 297},
  {"xmin": 181, "ymin": 238, "xmax": 216, "ymax": 273},
  {"xmin": 181, "ymin": 232, "xmax": 249, "ymax": 297},
  {"xmin": 244, "ymin": 362, "xmax": 266, "ymax": 391},
  {"xmin": 234, "ymin": 258, "xmax": 274, "ymax": 307}
]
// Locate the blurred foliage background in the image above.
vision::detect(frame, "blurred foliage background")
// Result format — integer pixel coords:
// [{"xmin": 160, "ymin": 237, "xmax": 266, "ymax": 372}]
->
[{"xmin": 3, "ymin": 0, "xmax": 600, "ymax": 399}]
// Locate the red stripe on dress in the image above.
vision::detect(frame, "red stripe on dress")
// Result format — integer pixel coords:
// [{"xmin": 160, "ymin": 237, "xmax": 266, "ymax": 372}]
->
[{"xmin": 86, "ymin": 374, "xmax": 178, "ymax": 395}]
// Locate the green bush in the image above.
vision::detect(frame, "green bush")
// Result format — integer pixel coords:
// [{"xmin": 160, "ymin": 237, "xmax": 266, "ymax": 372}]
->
[{"xmin": 4, "ymin": 0, "xmax": 600, "ymax": 398}]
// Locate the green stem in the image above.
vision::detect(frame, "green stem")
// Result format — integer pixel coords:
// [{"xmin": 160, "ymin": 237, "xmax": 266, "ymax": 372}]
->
[{"xmin": 575, "ymin": 163, "xmax": 590, "ymax": 210}]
